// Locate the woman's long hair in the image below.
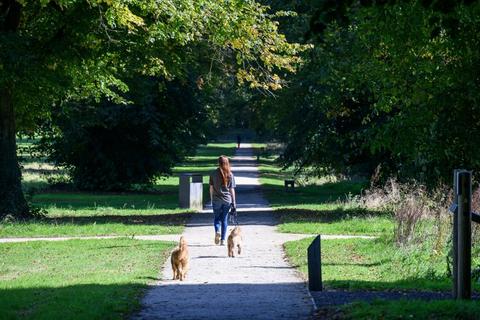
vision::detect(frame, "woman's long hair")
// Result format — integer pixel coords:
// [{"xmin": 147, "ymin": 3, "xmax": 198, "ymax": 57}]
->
[{"xmin": 218, "ymin": 156, "xmax": 231, "ymax": 187}]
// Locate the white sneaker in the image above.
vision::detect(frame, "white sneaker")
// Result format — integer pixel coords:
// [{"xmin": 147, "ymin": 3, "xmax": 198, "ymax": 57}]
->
[{"xmin": 220, "ymin": 240, "xmax": 225, "ymax": 246}]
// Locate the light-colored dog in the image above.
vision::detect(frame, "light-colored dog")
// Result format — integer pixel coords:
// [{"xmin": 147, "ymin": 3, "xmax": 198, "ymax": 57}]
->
[
  {"xmin": 171, "ymin": 236, "xmax": 189, "ymax": 281},
  {"xmin": 227, "ymin": 226, "xmax": 242, "ymax": 257}
]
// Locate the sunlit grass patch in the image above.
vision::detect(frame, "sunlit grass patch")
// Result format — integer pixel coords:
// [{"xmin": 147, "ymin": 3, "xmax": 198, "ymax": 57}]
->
[
  {"xmin": 0, "ymin": 239, "xmax": 175, "ymax": 319},
  {"xmin": 275, "ymin": 206, "xmax": 393, "ymax": 236},
  {"xmin": 284, "ymin": 236, "xmax": 479, "ymax": 292},
  {"xmin": 0, "ymin": 211, "xmax": 188, "ymax": 238}
]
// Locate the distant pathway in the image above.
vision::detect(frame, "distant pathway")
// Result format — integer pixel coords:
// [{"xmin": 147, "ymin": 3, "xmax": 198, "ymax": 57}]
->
[
  {"xmin": 0, "ymin": 232, "xmax": 374, "ymax": 244},
  {"xmin": 134, "ymin": 144, "xmax": 315, "ymax": 320}
]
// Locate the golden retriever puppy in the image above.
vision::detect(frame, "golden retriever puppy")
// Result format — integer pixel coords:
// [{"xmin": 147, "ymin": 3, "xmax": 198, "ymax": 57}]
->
[
  {"xmin": 171, "ymin": 236, "xmax": 189, "ymax": 281},
  {"xmin": 227, "ymin": 226, "xmax": 242, "ymax": 258}
]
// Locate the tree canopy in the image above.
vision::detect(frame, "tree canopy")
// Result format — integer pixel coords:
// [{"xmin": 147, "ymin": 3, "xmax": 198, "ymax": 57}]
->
[
  {"xmin": 260, "ymin": 0, "xmax": 480, "ymax": 186},
  {"xmin": 2, "ymin": 0, "xmax": 304, "ymax": 118},
  {"xmin": 0, "ymin": 0, "xmax": 305, "ymax": 217}
]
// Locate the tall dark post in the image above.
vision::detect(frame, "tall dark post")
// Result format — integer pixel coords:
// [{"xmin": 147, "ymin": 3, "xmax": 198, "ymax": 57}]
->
[
  {"xmin": 452, "ymin": 169, "xmax": 460, "ymax": 299},
  {"xmin": 456, "ymin": 171, "xmax": 472, "ymax": 299},
  {"xmin": 308, "ymin": 235, "xmax": 322, "ymax": 291}
]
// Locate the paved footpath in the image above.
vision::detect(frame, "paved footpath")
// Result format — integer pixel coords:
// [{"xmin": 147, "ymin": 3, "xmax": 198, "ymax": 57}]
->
[{"xmin": 133, "ymin": 144, "xmax": 315, "ymax": 320}]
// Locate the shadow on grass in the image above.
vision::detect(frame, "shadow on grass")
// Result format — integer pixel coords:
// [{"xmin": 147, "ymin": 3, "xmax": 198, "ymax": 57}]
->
[
  {"xmin": 31, "ymin": 187, "xmax": 179, "ymax": 210},
  {"xmin": 194, "ymin": 144, "xmax": 236, "ymax": 157},
  {"xmin": 22, "ymin": 167, "xmax": 65, "ymax": 175},
  {"xmin": 18, "ymin": 156, "xmax": 47, "ymax": 164},
  {"xmin": 0, "ymin": 284, "xmax": 147, "ymax": 319},
  {"xmin": 319, "ymin": 279, "xmax": 478, "ymax": 300},
  {"xmin": 173, "ymin": 167, "xmax": 217, "ymax": 175},
  {"xmin": 263, "ymin": 180, "xmax": 367, "ymax": 207},
  {"xmin": 273, "ymin": 207, "xmax": 392, "ymax": 224},
  {"xmin": 95, "ymin": 243, "xmax": 165, "ymax": 249},
  {"xmin": 35, "ymin": 212, "xmax": 193, "ymax": 227},
  {"xmin": 322, "ymin": 278, "xmax": 462, "ymax": 292},
  {"xmin": 311, "ymin": 281, "xmax": 479, "ymax": 312},
  {"xmin": 323, "ymin": 259, "xmax": 393, "ymax": 268},
  {"xmin": 257, "ymin": 158, "xmax": 279, "ymax": 166},
  {"xmin": 176, "ymin": 160, "xmax": 218, "ymax": 167}
]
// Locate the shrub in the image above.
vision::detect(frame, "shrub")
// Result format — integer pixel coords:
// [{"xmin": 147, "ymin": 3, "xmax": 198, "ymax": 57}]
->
[
  {"xmin": 361, "ymin": 178, "xmax": 480, "ymax": 279},
  {"xmin": 39, "ymin": 78, "xmax": 207, "ymax": 191},
  {"xmin": 394, "ymin": 189, "xmax": 431, "ymax": 246},
  {"xmin": 363, "ymin": 179, "xmax": 445, "ymax": 246}
]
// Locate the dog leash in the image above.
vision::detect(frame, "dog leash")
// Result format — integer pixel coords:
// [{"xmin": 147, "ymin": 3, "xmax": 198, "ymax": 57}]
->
[{"xmin": 229, "ymin": 204, "xmax": 239, "ymax": 226}]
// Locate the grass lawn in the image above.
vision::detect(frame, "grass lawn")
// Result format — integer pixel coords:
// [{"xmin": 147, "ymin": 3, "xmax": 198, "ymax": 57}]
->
[
  {"xmin": 341, "ymin": 299, "xmax": 480, "ymax": 320},
  {"xmin": 274, "ymin": 207, "xmax": 393, "ymax": 236},
  {"xmin": 254, "ymin": 145, "xmax": 394, "ymax": 236},
  {"xmin": 0, "ymin": 238, "xmax": 176, "ymax": 319},
  {"xmin": 1, "ymin": 142, "xmax": 237, "ymax": 238},
  {"xmin": 0, "ymin": 193, "xmax": 190, "ymax": 238},
  {"xmin": 0, "ymin": 212, "xmax": 189, "ymax": 238},
  {"xmin": 284, "ymin": 236, "xmax": 480, "ymax": 292}
]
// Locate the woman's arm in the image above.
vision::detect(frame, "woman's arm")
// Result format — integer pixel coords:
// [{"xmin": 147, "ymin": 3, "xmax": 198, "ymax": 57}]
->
[
  {"xmin": 209, "ymin": 185, "xmax": 214, "ymax": 205},
  {"xmin": 230, "ymin": 187, "xmax": 236, "ymax": 207}
]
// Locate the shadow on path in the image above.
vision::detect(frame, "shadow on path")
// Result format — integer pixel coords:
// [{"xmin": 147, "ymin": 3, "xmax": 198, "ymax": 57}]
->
[{"xmin": 135, "ymin": 282, "xmax": 313, "ymax": 320}]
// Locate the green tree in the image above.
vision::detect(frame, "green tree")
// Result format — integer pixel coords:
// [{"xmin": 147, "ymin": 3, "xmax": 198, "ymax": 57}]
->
[
  {"xmin": 0, "ymin": 0, "xmax": 304, "ymax": 218},
  {"xmin": 264, "ymin": 0, "xmax": 480, "ymax": 185},
  {"xmin": 40, "ymin": 77, "xmax": 207, "ymax": 191}
]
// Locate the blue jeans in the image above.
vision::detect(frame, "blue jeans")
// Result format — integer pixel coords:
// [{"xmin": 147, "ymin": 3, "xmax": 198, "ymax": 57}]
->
[{"xmin": 213, "ymin": 202, "xmax": 230, "ymax": 240}]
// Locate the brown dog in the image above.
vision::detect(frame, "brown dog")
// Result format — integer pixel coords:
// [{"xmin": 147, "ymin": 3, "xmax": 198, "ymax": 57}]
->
[
  {"xmin": 171, "ymin": 236, "xmax": 189, "ymax": 281},
  {"xmin": 227, "ymin": 226, "xmax": 242, "ymax": 257}
]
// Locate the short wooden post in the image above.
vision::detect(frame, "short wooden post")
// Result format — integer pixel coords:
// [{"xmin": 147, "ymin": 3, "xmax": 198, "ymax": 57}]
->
[
  {"xmin": 456, "ymin": 170, "xmax": 472, "ymax": 299},
  {"xmin": 308, "ymin": 235, "xmax": 322, "ymax": 291},
  {"xmin": 284, "ymin": 179, "xmax": 295, "ymax": 192}
]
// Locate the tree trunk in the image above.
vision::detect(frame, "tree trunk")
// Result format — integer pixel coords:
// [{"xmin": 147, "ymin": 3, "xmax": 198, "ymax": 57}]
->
[
  {"xmin": 0, "ymin": 87, "xmax": 29, "ymax": 219},
  {"xmin": 0, "ymin": 1, "xmax": 30, "ymax": 219}
]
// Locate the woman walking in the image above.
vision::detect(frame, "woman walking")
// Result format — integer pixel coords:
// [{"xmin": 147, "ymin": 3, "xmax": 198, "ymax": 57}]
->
[{"xmin": 209, "ymin": 156, "xmax": 236, "ymax": 245}]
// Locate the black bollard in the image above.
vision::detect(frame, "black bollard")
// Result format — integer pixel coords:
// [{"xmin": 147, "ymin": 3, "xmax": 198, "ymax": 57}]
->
[
  {"xmin": 308, "ymin": 235, "xmax": 322, "ymax": 291},
  {"xmin": 456, "ymin": 170, "xmax": 472, "ymax": 299}
]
